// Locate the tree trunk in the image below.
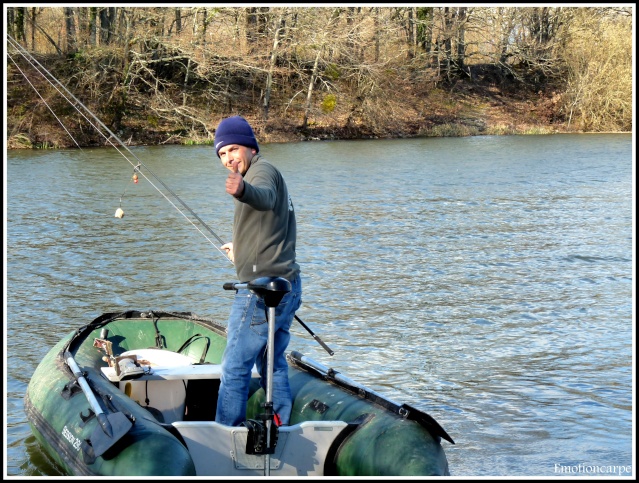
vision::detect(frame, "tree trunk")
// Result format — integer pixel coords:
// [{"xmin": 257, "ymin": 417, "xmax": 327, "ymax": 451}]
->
[
  {"xmin": 15, "ymin": 7, "xmax": 27, "ymax": 44},
  {"xmin": 416, "ymin": 7, "xmax": 433, "ymax": 63},
  {"xmin": 89, "ymin": 7, "xmax": 97, "ymax": 46},
  {"xmin": 175, "ymin": 8, "xmax": 182, "ymax": 33},
  {"xmin": 301, "ymin": 47, "xmax": 323, "ymax": 129},
  {"xmin": 372, "ymin": 7, "xmax": 380, "ymax": 63},
  {"xmin": 30, "ymin": 7, "xmax": 38, "ymax": 50},
  {"xmin": 122, "ymin": 8, "xmax": 131, "ymax": 74},
  {"xmin": 497, "ymin": 7, "xmax": 513, "ymax": 64},
  {"xmin": 200, "ymin": 7, "xmax": 208, "ymax": 43},
  {"xmin": 406, "ymin": 7, "xmax": 415, "ymax": 60},
  {"xmin": 99, "ymin": 7, "xmax": 116, "ymax": 45},
  {"xmin": 442, "ymin": 7, "xmax": 454, "ymax": 79},
  {"xmin": 64, "ymin": 7, "xmax": 77, "ymax": 54},
  {"xmin": 7, "ymin": 7, "xmax": 14, "ymax": 40},
  {"xmin": 454, "ymin": 7, "xmax": 467, "ymax": 75},
  {"xmin": 246, "ymin": 7, "xmax": 270, "ymax": 53},
  {"xmin": 263, "ymin": 13, "xmax": 286, "ymax": 120}
]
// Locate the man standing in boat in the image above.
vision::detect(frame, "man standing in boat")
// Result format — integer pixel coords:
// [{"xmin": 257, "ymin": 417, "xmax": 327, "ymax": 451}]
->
[{"xmin": 214, "ymin": 115, "xmax": 302, "ymax": 427}]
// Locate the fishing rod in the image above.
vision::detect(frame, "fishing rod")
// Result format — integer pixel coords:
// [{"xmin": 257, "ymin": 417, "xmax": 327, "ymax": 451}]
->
[
  {"xmin": 7, "ymin": 34, "xmax": 228, "ymax": 258},
  {"xmin": 8, "ymin": 35, "xmax": 334, "ymax": 356}
]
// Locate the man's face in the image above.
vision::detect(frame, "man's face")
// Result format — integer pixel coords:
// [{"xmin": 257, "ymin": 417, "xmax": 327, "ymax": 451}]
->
[{"xmin": 218, "ymin": 144, "xmax": 255, "ymax": 175}]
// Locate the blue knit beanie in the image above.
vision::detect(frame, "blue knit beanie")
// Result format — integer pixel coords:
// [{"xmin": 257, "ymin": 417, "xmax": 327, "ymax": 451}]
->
[{"xmin": 214, "ymin": 116, "xmax": 259, "ymax": 157}]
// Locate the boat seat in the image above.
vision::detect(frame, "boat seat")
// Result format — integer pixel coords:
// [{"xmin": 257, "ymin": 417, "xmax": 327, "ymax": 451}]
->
[
  {"xmin": 171, "ymin": 420, "xmax": 349, "ymax": 476},
  {"xmin": 100, "ymin": 348, "xmax": 259, "ymax": 382}
]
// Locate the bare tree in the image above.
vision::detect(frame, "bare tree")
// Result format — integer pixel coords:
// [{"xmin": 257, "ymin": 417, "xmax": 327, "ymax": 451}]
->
[
  {"xmin": 99, "ymin": 7, "xmax": 116, "ymax": 45},
  {"xmin": 301, "ymin": 46, "xmax": 324, "ymax": 129},
  {"xmin": 169, "ymin": 7, "xmax": 182, "ymax": 35},
  {"xmin": 246, "ymin": 6, "xmax": 270, "ymax": 53},
  {"xmin": 88, "ymin": 7, "xmax": 98, "ymax": 46},
  {"xmin": 415, "ymin": 7, "xmax": 434, "ymax": 64},
  {"xmin": 263, "ymin": 11, "xmax": 287, "ymax": 120},
  {"xmin": 29, "ymin": 7, "xmax": 39, "ymax": 50},
  {"xmin": 64, "ymin": 7, "xmax": 77, "ymax": 54},
  {"xmin": 13, "ymin": 7, "xmax": 27, "ymax": 44}
]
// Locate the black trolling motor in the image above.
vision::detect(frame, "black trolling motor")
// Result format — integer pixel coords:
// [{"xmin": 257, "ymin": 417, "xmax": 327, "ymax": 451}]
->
[{"xmin": 223, "ymin": 276, "xmax": 291, "ymax": 475}]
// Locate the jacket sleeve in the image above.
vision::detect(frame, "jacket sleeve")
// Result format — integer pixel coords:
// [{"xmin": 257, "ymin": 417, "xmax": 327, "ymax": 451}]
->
[{"xmin": 237, "ymin": 162, "xmax": 279, "ymax": 211}]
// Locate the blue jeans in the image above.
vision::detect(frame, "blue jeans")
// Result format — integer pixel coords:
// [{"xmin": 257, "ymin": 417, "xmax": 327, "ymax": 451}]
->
[{"xmin": 215, "ymin": 274, "xmax": 302, "ymax": 426}]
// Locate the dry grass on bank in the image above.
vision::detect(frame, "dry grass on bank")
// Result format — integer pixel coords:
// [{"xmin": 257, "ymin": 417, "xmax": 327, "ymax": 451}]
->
[{"xmin": 5, "ymin": 73, "xmax": 605, "ymax": 150}]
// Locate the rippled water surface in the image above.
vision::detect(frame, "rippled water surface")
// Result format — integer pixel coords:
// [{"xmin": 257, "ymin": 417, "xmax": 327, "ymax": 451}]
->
[{"xmin": 5, "ymin": 134, "xmax": 634, "ymax": 477}]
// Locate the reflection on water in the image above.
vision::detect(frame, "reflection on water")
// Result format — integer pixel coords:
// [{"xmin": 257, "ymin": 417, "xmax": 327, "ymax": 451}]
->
[{"xmin": 5, "ymin": 134, "xmax": 633, "ymax": 477}]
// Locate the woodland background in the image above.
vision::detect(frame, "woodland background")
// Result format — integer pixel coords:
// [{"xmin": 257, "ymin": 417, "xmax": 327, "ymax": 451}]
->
[{"xmin": 5, "ymin": 5, "xmax": 634, "ymax": 149}]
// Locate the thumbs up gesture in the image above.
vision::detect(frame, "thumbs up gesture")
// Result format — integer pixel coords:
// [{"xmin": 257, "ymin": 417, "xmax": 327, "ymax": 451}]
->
[{"xmin": 226, "ymin": 160, "xmax": 245, "ymax": 197}]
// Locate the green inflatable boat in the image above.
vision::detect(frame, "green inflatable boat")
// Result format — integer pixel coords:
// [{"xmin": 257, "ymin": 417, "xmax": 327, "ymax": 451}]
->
[{"xmin": 25, "ymin": 284, "xmax": 453, "ymax": 477}]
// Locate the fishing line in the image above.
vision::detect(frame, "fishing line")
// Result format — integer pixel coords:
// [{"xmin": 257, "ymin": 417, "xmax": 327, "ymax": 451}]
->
[
  {"xmin": 115, "ymin": 166, "xmax": 141, "ymax": 219},
  {"xmin": 8, "ymin": 34, "xmax": 335, "ymax": 355},
  {"xmin": 7, "ymin": 49, "xmax": 83, "ymax": 150},
  {"xmin": 7, "ymin": 34, "xmax": 229, "ymax": 260}
]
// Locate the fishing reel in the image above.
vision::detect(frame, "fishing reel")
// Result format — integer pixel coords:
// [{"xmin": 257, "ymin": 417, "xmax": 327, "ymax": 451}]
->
[{"xmin": 93, "ymin": 329, "xmax": 145, "ymax": 379}]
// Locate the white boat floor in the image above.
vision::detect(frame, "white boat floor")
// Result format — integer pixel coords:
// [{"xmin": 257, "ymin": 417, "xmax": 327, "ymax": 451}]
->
[{"xmin": 171, "ymin": 420, "xmax": 349, "ymax": 476}]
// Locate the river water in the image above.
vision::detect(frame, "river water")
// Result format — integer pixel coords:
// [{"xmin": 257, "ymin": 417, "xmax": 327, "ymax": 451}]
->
[{"xmin": 4, "ymin": 134, "xmax": 634, "ymax": 477}]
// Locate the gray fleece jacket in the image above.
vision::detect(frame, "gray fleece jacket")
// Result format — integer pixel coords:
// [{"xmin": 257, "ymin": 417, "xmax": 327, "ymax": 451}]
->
[{"xmin": 232, "ymin": 154, "xmax": 300, "ymax": 282}]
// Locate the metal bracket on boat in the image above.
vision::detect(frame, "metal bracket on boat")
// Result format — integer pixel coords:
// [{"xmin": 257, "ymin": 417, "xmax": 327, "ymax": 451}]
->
[
  {"xmin": 244, "ymin": 410, "xmax": 279, "ymax": 455},
  {"xmin": 79, "ymin": 407, "xmax": 97, "ymax": 424},
  {"xmin": 61, "ymin": 379, "xmax": 84, "ymax": 400}
]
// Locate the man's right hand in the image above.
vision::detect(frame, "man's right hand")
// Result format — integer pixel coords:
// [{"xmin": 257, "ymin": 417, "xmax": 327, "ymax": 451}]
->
[{"xmin": 226, "ymin": 161, "xmax": 244, "ymax": 198}]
